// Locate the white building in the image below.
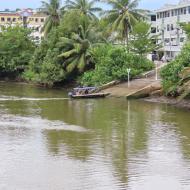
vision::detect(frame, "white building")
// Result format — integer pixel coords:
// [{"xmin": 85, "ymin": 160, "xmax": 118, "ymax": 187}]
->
[{"xmin": 155, "ymin": 0, "xmax": 190, "ymax": 60}]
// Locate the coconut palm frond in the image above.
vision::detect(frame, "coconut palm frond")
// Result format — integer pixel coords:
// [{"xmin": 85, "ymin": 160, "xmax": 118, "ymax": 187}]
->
[
  {"xmin": 41, "ymin": 0, "xmax": 62, "ymax": 36},
  {"xmin": 64, "ymin": 0, "xmax": 101, "ymax": 20}
]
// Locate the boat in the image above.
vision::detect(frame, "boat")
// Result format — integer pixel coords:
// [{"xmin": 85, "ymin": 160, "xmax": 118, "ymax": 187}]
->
[{"xmin": 68, "ymin": 87, "xmax": 110, "ymax": 99}]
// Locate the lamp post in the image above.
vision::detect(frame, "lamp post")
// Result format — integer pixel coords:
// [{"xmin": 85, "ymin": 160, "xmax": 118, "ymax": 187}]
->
[{"xmin": 127, "ymin": 68, "xmax": 131, "ymax": 88}]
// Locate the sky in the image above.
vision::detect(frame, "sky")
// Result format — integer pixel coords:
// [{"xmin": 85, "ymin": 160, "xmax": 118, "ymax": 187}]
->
[{"xmin": 0, "ymin": 0, "xmax": 180, "ymax": 11}]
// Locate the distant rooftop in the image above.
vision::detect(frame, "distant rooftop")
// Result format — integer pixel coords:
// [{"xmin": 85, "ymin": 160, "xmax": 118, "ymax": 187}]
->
[
  {"xmin": 0, "ymin": 8, "xmax": 47, "ymax": 17},
  {"xmin": 156, "ymin": 0, "xmax": 190, "ymax": 12}
]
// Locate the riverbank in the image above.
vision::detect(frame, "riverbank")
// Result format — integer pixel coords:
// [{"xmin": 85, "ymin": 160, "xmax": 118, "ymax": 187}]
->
[
  {"xmin": 143, "ymin": 96, "xmax": 190, "ymax": 110},
  {"xmin": 2, "ymin": 79, "xmax": 190, "ymax": 111},
  {"xmin": 98, "ymin": 79, "xmax": 190, "ymax": 110}
]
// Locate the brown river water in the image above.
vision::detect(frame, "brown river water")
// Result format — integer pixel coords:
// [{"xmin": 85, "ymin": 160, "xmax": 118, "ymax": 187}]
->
[{"xmin": 0, "ymin": 82, "xmax": 190, "ymax": 190}]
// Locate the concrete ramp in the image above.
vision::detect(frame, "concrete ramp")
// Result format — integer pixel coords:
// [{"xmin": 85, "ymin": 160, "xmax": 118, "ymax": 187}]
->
[
  {"xmin": 101, "ymin": 61, "xmax": 165, "ymax": 98},
  {"xmin": 102, "ymin": 78, "xmax": 161, "ymax": 97}
]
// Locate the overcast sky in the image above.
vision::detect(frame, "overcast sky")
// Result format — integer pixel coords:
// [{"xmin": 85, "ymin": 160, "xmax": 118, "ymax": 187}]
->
[{"xmin": 0, "ymin": 0, "xmax": 180, "ymax": 10}]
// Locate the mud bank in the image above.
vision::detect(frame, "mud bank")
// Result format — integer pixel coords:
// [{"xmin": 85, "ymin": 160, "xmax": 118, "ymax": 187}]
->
[{"xmin": 143, "ymin": 96, "xmax": 190, "ymax": 110}]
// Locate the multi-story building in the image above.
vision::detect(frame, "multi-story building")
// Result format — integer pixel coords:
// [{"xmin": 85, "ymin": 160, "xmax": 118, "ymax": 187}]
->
[
  {"xmin": 155, "ymin": 0, "xmax": 190, "ymax": 60},
  {"xmin": 0, "ymin": 9, "xmax": 47, "ymax": 42}
]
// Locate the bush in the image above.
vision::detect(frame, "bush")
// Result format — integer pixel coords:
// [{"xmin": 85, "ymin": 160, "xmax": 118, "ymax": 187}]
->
[
  {"xmin": 160, "ymin": 43, "xmax": 190, "ymax": 96},
  {"xmin": 0, "ymin": 26, "xmax": 35, "ymax": 78},
  {"xmin": 24, "ymin": 38, "xmax": 66, "ymax": 86},
  {"xmin": 80, "ymin": 45, "xmax": 154, "ymax": 86}
]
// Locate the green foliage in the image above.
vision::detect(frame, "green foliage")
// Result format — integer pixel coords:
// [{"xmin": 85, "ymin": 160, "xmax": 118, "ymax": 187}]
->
[
  {"xmin": 81, "ymin": 44, "xmax": 154, "ymax": 86},
  {"xmin": 64, "ymin": 0, "xmax": 102, "ymax": 20},
  {"xmin": 129, "ymin": 21, "xmax": 161, "ymax": 55},
  {"xmin": 0, "ymin": 0, "xmax": 158, "ymax": 87},
  {"xmin": 59, "ymin": 10, "xmax": 90, "ymax": 37},
  {"xmin": 160, "ymin": 43, "xmax": 190, "ymax": 96},
  {"xmin": 23, "ymin": 29, "xmax": 66, "ymax": 86},
  {"xmin": 102, "ymin": 0, "xmax": 144, "ymax": 42},
  {"xmin": 58, "ymin": 18, "xmax": 105, "ymax": 73},
  {"xmin": 24, "ymin": 12, "xmax": 104, "ymax": 86},
  {"xmin": 179, "ymin": 23, "xmax": 190, "ymax": 41},
  {"xmin": 0, "ymin": 26, "xmax": 35, "ymax": 77}
]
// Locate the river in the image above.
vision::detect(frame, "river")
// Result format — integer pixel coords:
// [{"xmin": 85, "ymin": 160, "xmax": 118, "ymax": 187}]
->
[{"xmin": 0, "ymin": 82, "xmax": 190, "ymax": 190}]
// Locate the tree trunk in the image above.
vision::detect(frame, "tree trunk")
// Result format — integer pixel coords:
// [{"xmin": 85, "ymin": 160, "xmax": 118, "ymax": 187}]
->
[{"xmin": 126, "ymin": 28, "xmax": 129, "ymax": 53}]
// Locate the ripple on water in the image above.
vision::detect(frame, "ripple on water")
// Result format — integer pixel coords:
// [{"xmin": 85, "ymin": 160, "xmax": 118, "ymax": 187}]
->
[
  {"xmin": 0, "ymin": 113, "xmax": 88, "ymax": 133},
  {"xmin": 0, "ymin": 95, "xmax": 69, "ymax": 101}
]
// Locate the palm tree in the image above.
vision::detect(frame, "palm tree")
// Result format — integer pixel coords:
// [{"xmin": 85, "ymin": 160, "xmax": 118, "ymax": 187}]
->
[
  {"xmin": 64, "ymin": 0, "xmax": 102, "ymax": 20},
  {"xmin": 102, "ymin": 0, "xmax": 144, "ymax": 45},
  {"xmin": 57, "ymin": 22, "xmax": 103, "ymax": 72},
  {"xmin": 41, "ymin": 0, "xmax": 62, "ymax": 36}
]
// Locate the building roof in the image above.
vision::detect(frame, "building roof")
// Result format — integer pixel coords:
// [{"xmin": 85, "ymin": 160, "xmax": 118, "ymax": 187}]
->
[
  {"xmin": 31, "ymin": 13, "xmax": 48, "ymax": 17},
  {"xmin": 0, "ymin": 13, "xmax": 20, "ymax": 16},
  {"xmin": 0, "ymin": 9, "xmax": 47, "ymax": 17},
  {"xmin": 156, "ymin": 0, "xmax": 190, "ymax": 12}
]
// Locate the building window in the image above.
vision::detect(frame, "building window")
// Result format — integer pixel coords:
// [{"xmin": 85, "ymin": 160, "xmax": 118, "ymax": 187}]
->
[
  {"xmin": 35, "ymin": 36, "xmax": 40, "ymax": 41},
  {"xmin": 171, "ymin": 24, "xmax": 174, "ymax": 30},
  {"xmin": 165, "ymin": 38, "xmax": 170, "ymax": 45},
  {"xmin": 1, "ymin": 17, "xmax": 5, "ymax": 22},
  {"xmin": 180, "ymin": 37, "xmax": 184, "ymax": 43},
  {"xmin": 151, "ymin": 27, "xmax": 156, "ymax": 33},
  {"xmin": 160, "ymin": 12, "xmax": 163, "ymax": 18},
  {"xmin": 152, "ymin": 39, "xmax": 157, "ymax": 45},
  {"xmin": 157, "ymin": 26, "xmax": 159, "ymax": 32},
  {"xmin": 13, "ymin": 18, "xmax": 16, "ymax": 22},
  {"xmin": 180, "ymin": 8, "xmax": 183, "ymax": 15},
  {"xmin": 41, "ymin": 18, "xmax": 45, "ymax": 22},
  {"xmin": 171, "ymin": 10, "xmax": 174, "ymax": 16},
  {"xmin": 35, "ymin": 18, "xmax": 38, "ymax": 22},
  {"xmin": 184, "ymin": 7, "xmax": 187, "ymax": 14},
  {"xmin": 175, "ymin": 9, "xmax": 178, "ymax": 16},
  {"xmin": 7, "ymin": 18, "xmax": 11, "ymax": 22},
  {"xmin": 157, "ymin": 14, "xmax": 160, "ymax": 19},
  {"xmin": 167, "ymin": 24, "xmax": 170, "ymax": 31}
]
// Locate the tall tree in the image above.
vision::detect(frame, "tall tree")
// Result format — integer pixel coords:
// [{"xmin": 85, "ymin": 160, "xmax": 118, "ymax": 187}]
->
[
  {"xmin": 0, "ymin": 26, "xmax": 35, "ymax": 77},
  {"xmin": 57, "ymin": 20, "xmax": 104, "ymax": 72},
  {"xmin": 129, "ymin": 21, "xmax": 160, "ymax": 56},
  {"xmin": 64, "ymin": 0, "xmax": 102, "ymax": 19},
  {"xmin": 41, "ymin": 0, "xmax": 62, "ymax": 36},
  {"xmin": 102, "ymin": 0, "xmax": 144, "ymax": 45},
  {"xmin": 180, "ymin": 23, "xmax": 190, "ymax": 41}
]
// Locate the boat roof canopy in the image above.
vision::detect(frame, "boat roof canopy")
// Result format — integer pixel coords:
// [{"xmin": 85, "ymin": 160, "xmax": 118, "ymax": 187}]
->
[{"xmin": 73, "ymin": 87, "xmax": 97, "ymax": 91}]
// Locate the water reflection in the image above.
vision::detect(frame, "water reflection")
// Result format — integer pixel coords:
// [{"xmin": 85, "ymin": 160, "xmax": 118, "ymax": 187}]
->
[{"xmin": 0, "ymin": 82, "xmax": 190, "ymax": 190}]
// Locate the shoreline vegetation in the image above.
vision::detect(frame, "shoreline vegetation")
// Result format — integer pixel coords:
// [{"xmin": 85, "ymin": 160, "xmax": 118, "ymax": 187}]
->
[
  {"xmin": 0, "ymin": 0, "xmax": 158, "ymax": 87},
  {"xmin": 0, "ymin": 0, "xmax": 190, "ymax": 107}
]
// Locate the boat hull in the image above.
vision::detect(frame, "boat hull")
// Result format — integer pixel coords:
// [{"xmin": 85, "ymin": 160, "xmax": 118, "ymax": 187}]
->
[{"xmin": 70, "ymin": 93, "xmax": 110, "ymax": 99}]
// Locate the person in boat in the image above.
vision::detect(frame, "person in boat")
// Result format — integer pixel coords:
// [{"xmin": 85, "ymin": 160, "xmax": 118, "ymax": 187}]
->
[{"xmin": 84, "ymin": 89, "xmax": 89, "ymax": 94}]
